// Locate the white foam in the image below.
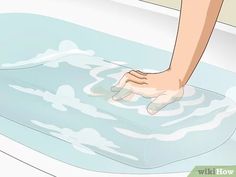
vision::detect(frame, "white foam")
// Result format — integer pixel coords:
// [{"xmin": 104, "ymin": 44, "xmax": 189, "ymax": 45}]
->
[
  {"xmin": 225, "ymin": 86, "xmax": 236, "ymax": 103},
  {"xmin": 9, "ymin": 84, "xmax": 116, "ymax": 120},
  {"xmin": 107, "ymin": 68, "xmax": 129, "ymax": 80},
  {"xmin": 157, "ymin": 94, "xmax": 205, "ymax": 117},
  {"xmin": 183, "ymin": 85, "xmax": 196, "ymax": 97},
  {"xmin": 40, "ymin": 40, "xmax": 123, "ymax": 96},
  {"xmin": 161, "ymin": 98, "xmax": 231, "ymax": 127},
  {"xmin": 0, "ymin": 40, "xmax": 94, "ymax": 69},
  {"xmin": 56, "ymin": 57, "xmax": 121, "ymax": 96},
  {"xmin": 47, "ymin": 54, "xmax": 121, "ymax": 96},
  {"xmin": 110, "ymin": 61, "xmax": 127, "ymax": 65},
  {"xmin": 115, "ymin": 102, "xmax": 236, "ymax": 141},
  {"xmin": 3, "ymin": 40, "xmax": 130, "ymax": 97},
  {"xmin": 83, "ymin": 62, "xmax": 118, "ymax": 96},
  {"xmin": 1, "ymin": 40, "xmax": 123, "ymax": 96},
  {"xmin": 31, "ymin": 120, "xmax": 138, "ymax": 160}
]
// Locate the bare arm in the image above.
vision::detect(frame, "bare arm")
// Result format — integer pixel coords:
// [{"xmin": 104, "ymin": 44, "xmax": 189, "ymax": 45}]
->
[
  {"xmin": 112, "ymin": 0, "xmax": 224, "ymax": 115},
  {"xmin": 170, "ymin": 0, "xmax": 224, "ymax": 86}
]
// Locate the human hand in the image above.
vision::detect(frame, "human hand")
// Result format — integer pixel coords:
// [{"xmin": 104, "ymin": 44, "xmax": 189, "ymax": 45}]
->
[{"xmin": 111, "ymin": 69, "xmax": 184, "ymax": 115}]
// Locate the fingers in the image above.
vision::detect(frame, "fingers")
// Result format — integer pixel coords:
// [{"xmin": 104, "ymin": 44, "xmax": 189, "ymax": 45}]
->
[
  {"xmin": 112, "ymin": 87, "xmax": 132, "ymax": 101},
  {"xmin": 135, "ymin": 70, "xmax": 147, "ymax": 75},
  {"xmin": 111, "ymin": 71, "xmax": 147, "ymax": 92},
  {"xmin": 129, "ymin": 70, "xmax": 146, "ymax": 78},
  {"xmin": 111, "ymin": 86, "xmax": 122, "ymax": 92},
  {"xmin": 112, "ymin": 81, "xmax": 145, "ymax": 101},
  {"xmin": 123, "ymin": 93, "xmax": 142, "ymax": 102},
  {"xmin": 147, "ymin": 95, "xmax": 174, "ymax": 115},
  {"xmin": 147, "ymin": 89, "xmax": 184, "ymax": 115}
]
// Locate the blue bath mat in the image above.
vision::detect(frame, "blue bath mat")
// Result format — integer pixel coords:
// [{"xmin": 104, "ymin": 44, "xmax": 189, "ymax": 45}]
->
[{"xmin": 1, "ymin": 40, "xmax": 236, "ymax": 169}]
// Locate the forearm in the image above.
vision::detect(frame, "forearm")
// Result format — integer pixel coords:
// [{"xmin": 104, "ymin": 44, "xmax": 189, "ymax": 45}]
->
[{"xmin": 169, "ymin": 0, "xmax": 223, "ymax": 86}]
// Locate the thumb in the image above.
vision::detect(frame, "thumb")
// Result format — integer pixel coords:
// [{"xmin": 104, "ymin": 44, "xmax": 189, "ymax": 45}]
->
[
  {"xmin": 147, "ymin": 94, "xmax": 175, "ymax": 115},
  {"xmin": 147, "ymin": 89, "xmax": 184, "ymax": 115}
]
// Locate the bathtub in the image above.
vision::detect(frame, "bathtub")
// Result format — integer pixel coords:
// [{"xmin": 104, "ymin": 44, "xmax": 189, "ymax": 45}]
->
[{"xmin": 0, "ymin": 0, "xmax": 236, "ymax": 177}]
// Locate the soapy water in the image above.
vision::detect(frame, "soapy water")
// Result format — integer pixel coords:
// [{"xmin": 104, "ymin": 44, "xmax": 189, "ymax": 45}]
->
[
  {"xmin": 31, "ymin": 120, "xmax": 138, "ymax": 160},
  {"xmin": 0, "ymin": 40, "xmax": 236, "ymax": 168},
  {"xmin": 9, "ymin": 84, "xmax": 116, "ymax": 120}
]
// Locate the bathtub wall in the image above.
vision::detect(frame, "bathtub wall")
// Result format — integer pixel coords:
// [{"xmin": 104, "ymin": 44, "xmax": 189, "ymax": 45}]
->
[{"xmin": 143, "ymin": 0, "xmax": 236, "ymax": 27}]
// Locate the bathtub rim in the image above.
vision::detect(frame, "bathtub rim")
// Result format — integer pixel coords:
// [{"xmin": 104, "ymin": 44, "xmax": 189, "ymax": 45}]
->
[
  {"xmin": 0, "ymin": 1, "xmax": 235, "ymax": 176},
  {"xmin": 112, "ymin": 0, "xmax": 236, "ymax": 34}
]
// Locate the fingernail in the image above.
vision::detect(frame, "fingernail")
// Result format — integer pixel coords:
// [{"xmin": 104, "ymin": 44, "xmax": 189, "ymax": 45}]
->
[
  {"xmin": 147, "ymin": 104, "xmax": 159, "ymax": 115},
  {"xmin": 111, "ymin": 86, "xmax": 121, "ymax": 92},
  {"xmin": 147, "ymin": 108, "xmax": 157, "ymax": 115},
  {"xmin": 112, "ymin": 95, "xmax": 120, "ymax": 101}
]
